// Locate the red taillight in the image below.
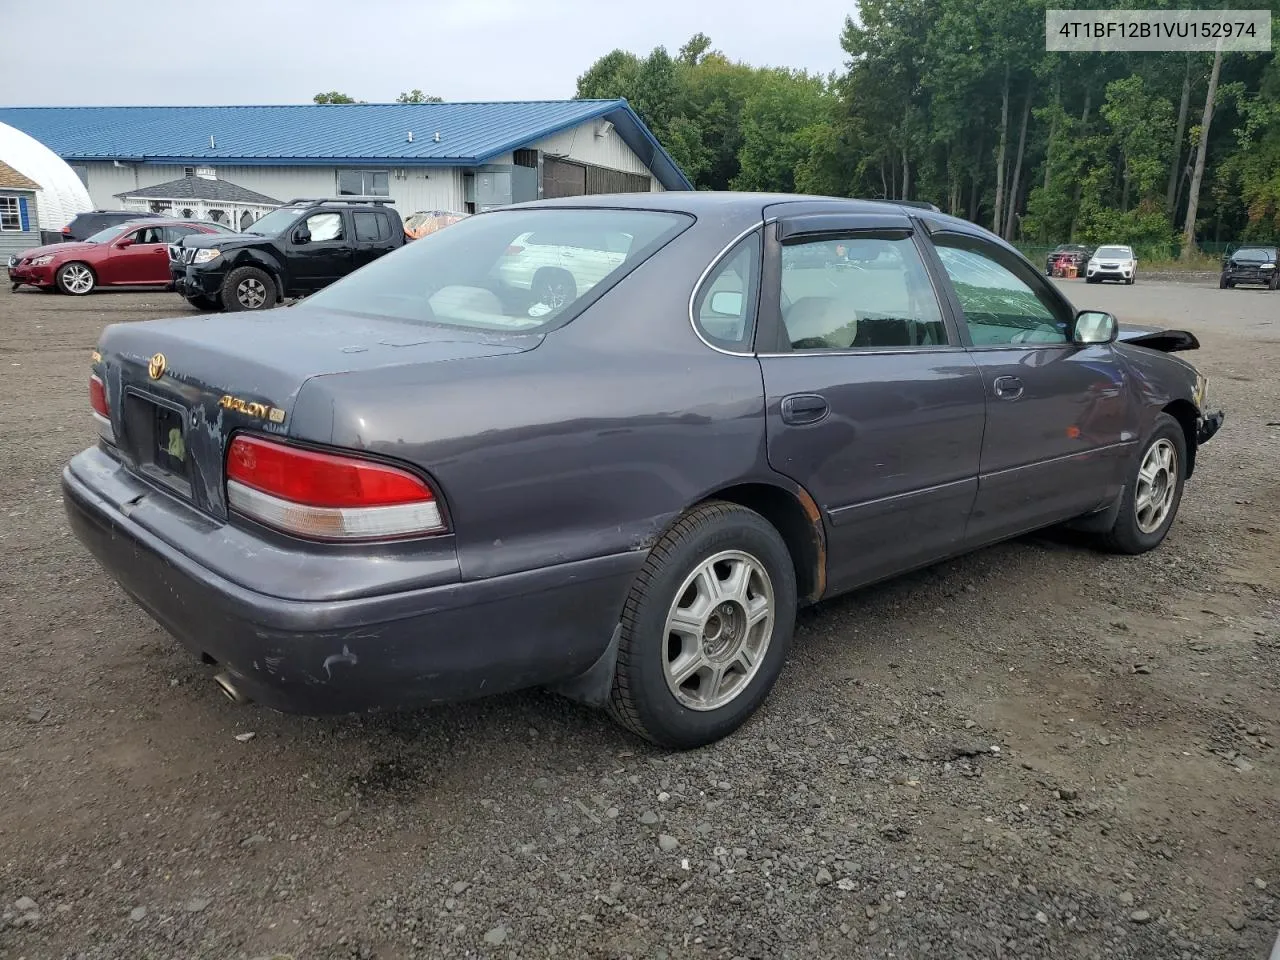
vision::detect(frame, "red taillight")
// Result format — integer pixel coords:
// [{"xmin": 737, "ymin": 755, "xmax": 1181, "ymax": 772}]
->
[
  {"xmin": 90, "ymin": 373, "xmax": 114, "ymax": 442},
  {"xmin": 225, "ymin": 434, "xmax": 446, "ymax": 540},
  {"xmin": 89, "ymin": 374, "xmax": 109, "ymax": 417},
  {"xmin": 61, "ymin": 226, "xmax": 71, "ymax": 235},
  {"xmin": 505, "ymin": 244, "xmax": 524, "ymax": 255}
]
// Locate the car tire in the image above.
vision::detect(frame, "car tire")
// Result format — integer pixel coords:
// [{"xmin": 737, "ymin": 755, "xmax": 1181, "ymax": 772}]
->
[
  {"xmin": 184, "ymin": 293, "xmax": 221, "ymax": 312},
  {"xmin": 1097, "ymin": 413, "xmax": 1187, "ymax": 556},
  {"xmin": 1270, "ymin": 274, "xmax": 1279, "ymax": 291},
  {"xmin": 221, "ymin": 266, "xmax": 277, "ymax": 312},
  {"xmin": 530, "ymin": 268, "xmax": 576, "ymax": 309},
  {"xmin": 55, "ymin": 261, "xmax": 96, "ymax": 296},
  {"xmin": 606, "ymin": 500, "xmax": 798, "ymax": 749},
  {"xmin": 1219, "ymin": 276, "xmax": 1228, "ymax": 289}
]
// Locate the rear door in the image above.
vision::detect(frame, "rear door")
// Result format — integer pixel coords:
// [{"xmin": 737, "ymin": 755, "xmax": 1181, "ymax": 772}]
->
[
  {"xmin": 351, "ymin": 209, "xmax": 392, "ymax": 271},
  {"xmin": 924, "ymin": 226, "xmax": 1137, "ymax": 544},
  {"xmin": 754, "ymin": 212, "xmax": 987, "ymax": 595}
]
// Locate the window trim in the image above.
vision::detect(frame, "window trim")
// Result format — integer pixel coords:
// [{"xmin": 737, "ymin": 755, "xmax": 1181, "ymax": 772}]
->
[
  {"xmin": 755, "ymin": 221, "xmax": 961, "ymax": 357},
  {"xmin": 689, "ymin": 226, "xmax": 764, "ymax": 355},
  {"xmin": 925, "ymin": 229, "xmax": 1078, "ymax": 351},
  {"xmin": 0, "ymin": 196, "xmax": 20, "ymax": 232},
  {"xmin": 686, "ymin": 221, "xmax": 766, "ymax": 356}
]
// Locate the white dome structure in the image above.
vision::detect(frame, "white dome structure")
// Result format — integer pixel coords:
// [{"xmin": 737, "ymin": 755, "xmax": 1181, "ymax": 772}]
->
[{"xmin": 0, "ymin": 121, "xmax": 93, "ymax": 231}]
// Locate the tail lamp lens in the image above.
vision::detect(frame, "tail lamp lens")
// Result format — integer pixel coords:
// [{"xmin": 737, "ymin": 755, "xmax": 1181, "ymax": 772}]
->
[
  {"xmin": 225, "ymin": 434, "xmax": 446, "ymax": 541},
  {"xmin": 89, "ymin": 373, "xmax": 114, "ymax": 443}
]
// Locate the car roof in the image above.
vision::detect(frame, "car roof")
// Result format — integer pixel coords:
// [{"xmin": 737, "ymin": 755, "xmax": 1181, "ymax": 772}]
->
[{"xmin": 501, "ymin": 190, "xmax": 1000, "ymax": 238}]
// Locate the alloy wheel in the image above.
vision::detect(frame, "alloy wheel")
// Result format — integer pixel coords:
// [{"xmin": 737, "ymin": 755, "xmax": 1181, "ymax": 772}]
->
[
  {"xmin": 1135, "ymin": 438, "xmax": 1178, "ymax": 534},
  {"xmin": 662, "ymin": 549, "xmax": 775, "ymax": 711}
]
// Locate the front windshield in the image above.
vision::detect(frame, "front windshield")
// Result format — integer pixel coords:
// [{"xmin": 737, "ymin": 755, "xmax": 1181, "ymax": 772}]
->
[
  {"xmin": 84, "ymin": 223, "xmax": 133, "ymax": 244},
  {"xmin": 1096, "ymin": 246, "xmax": 1131, "ymax": 258},
  {"xmin": 302, "ymin": 208, "xmax": 692, "ymax": 332},
  {"xmin": 1233, "ymin": 248, "xmax": 1272, "ymax": 261},
  {"xmin": 245, "ymin": 207, "xmax": 306, "ymax": 235}
]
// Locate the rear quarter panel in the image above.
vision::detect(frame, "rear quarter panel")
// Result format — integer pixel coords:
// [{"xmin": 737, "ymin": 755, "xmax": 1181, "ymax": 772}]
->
[{"xmin": 290, "ymin": 212, "xmax": 777, "ymax": 582}]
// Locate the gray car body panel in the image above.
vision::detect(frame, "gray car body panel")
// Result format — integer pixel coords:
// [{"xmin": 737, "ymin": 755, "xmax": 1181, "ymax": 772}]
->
[{"xmin": 64, "ymin": 191, "xmax": 1220, "ymax": 713}]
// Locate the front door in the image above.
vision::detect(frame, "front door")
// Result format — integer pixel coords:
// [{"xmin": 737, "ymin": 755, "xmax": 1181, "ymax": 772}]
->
[
  {"xmin": 290, "ymin": 210, "xmax": 354, "ymax": 292},
  {"xmin": 105, "ymin": 225, "xmax": 170, "ymax": 284},
  {"xmin": 755, "ymin": 213, "xmax": 988, "ymax": 595},
  {"xmin": 925, "ymin": 229, "xmax": 1137, "ymax": 545}
]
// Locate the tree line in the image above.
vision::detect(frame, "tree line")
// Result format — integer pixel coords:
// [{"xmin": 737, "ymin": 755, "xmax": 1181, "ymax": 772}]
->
[{"xmin": 575, "ymin": 5, "xmax": 1280, "ymax": 256}]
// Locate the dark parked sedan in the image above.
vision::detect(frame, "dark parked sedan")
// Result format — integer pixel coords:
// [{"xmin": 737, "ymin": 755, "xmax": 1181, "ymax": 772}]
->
[
  {"xmin": 1219, "ymin": 245, "xmax": 1278, "ymax": 289},
  {"xmin": 64, "ymin": 193, "xmax": 1224, "ymax": 749}
]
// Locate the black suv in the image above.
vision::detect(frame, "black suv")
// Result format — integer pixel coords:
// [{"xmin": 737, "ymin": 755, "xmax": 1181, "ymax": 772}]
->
[
  {"xmin": 1220, "ymin": 245, "xmax": 1278, "ymax": 290},
  {"xmin": 61, "ymin": 209, "xmax": 164, "ymax": 242},
  {"xmin": 168, "ymin": 198, "xmax": 406, "ymax": 311}
]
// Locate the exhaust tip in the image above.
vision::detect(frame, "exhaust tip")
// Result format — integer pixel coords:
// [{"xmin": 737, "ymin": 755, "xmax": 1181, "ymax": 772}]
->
[{"xmin": 213, "ymin": 672, "xmax": 252, "ymax": 705}]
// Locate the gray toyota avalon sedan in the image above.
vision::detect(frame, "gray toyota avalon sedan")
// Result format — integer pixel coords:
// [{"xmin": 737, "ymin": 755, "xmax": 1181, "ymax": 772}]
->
[{"xmin": 64, "ymin": 192, "xmax": 1223, "ymax": 748}]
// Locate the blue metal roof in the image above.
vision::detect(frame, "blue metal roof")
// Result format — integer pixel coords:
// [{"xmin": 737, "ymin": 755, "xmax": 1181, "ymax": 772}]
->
[{"xmin": 0, "ymin": 100, "xmax": 693, "ymax": 190}]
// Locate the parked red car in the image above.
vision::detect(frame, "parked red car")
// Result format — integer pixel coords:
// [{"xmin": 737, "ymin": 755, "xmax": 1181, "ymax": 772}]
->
[{"xmin": 7, "ymin": 218, "xmax": 233, "ymax": 295}]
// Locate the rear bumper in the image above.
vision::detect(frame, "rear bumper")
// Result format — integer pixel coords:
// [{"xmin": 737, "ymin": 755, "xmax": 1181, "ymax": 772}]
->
[{"xmin": 62, "ymin": 447, "xmax": 642, "ymax": 714}]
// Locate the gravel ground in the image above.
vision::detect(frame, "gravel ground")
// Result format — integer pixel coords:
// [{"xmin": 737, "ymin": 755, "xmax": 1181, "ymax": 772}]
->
[{"xmin": 1, "ymin": 278, "xmax": 1277, "ymax": 960}]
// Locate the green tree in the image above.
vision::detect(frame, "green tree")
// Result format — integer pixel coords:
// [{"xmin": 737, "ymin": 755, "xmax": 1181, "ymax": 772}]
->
[
  {"xmin": 397, "ymin": 90, "xmax": 443, "ymax": 103},
  {"xmin": 313, "ymin": 91, "xmax": 358, "ymax": 104},
  {"xmin": 732, "ymin": 69, "xmax": 830, "ymax": 192}
]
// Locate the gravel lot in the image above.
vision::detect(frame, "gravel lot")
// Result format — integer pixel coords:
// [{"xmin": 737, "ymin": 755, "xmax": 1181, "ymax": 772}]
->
[{"xmin": 1, "ymin": 277, "xmax": 1277, "ymax": 960}]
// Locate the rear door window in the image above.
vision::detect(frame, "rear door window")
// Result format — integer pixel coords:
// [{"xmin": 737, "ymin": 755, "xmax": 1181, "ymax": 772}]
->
[{"xmin": 354, "ymin": 211, "xmax": 389, "ymax": 242}]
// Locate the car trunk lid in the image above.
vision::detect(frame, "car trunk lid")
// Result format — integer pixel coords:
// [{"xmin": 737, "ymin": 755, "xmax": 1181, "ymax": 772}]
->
[{"xmin": 94, "ymin": 307, "xmax": 541, "ymax": 519}]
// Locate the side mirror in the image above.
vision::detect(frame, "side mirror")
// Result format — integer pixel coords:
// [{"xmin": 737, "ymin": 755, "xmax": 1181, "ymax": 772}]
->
[
  {"xmin": 292, "ymin": 226, "xmax": 311, "ymax": 244},
  {"xmin": 117, "ymin": 237, "xmax": 135, "ymax": 248},
  {"xmin": 1073, "ymin": 309, "xmax": 1118, "ymax": 345},
  {"xmin": 708, "ymin": 290, "xmax": 744, "ymax": 316}
]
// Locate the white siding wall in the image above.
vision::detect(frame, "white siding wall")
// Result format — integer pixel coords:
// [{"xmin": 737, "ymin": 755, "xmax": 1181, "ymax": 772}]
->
[{"xmin": 78, "ymin": 163, "xmax": 467, "ymax": 214}]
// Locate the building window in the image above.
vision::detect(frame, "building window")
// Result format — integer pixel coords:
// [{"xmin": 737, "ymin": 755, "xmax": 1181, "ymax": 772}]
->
[
  {"xmin": 0, "ymin": 196, "xmax": 20, "ymax": 231},
  {"xmin": 184, "ymin": 167, "xmax": 195, "ymax": 178},
  {"xmin": 513, "ymin": 148, "xmax": 538, "ymax": 168},
  {"xmin": 337, "ymin": 170, "xmax": 389, "ymax": 196}
]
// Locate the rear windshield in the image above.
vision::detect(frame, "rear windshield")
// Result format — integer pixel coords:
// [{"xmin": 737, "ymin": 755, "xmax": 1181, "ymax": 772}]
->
[
  {"xmin": 1095, "ymin": 246, "xmax": 1131, "ymax": 258},
  {"xmin": 302, "ymin": 207, "xmax": 692, "ymax": 332}
]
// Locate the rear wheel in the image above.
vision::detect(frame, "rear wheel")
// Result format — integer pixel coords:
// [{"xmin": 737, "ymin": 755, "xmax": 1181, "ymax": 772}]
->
[
  {"xmin": 606, "ymin": 500, "xmax": 797, "ymax": 749},
  {"xmin": 56, "ymin": 261, "xmax": 95, "ymax": 296},
  {"xmin": 221, "ymin": 266, "xmax": 277, "ymax": 312},
  {"xmin": 1097, "ymin": 413, "xmax": 1187, "ymax": 555}
]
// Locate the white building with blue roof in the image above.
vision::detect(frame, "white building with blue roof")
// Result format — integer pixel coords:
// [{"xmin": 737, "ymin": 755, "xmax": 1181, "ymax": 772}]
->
[{"xmin": 0, "ymin": 100, "xmax": 691, "ymax": 221}]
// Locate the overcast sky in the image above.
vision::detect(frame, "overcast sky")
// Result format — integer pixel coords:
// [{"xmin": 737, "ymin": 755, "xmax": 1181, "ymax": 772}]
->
[{"xmin": 2, "ymin": 0, "xmax": 855, "ymax": 106}]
